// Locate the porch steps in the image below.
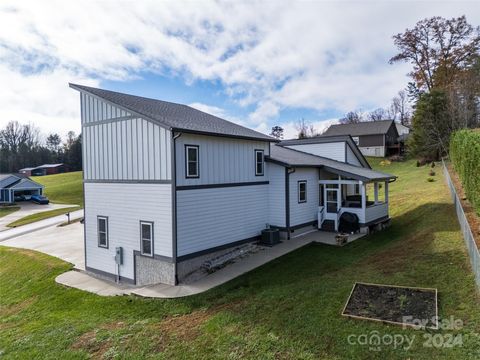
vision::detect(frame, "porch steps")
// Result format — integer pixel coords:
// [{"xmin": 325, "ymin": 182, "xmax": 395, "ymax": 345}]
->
[{"xmin": 320, "ymin": 220, "xmax": 335, "ymax": 232}]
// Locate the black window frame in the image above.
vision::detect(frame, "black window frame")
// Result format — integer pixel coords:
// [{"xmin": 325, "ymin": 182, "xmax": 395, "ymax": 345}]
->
[
  {"xmin": 185, "ymin": 145, "xmax": 199, "ymax": 179},
  {"xmin": 298, "ymin": 180, "xmax": 307, "ymax": 203},
  {"xmin": 140, "ymin": 221, "xmax": 154, "ymax": 257},
  {"xmin": 255, "ymin": 149, "xmax": 264, "ymax": 176},
  {"xmin": 97, "ymin": 216, "xmax": 109, "ymax": 248}
]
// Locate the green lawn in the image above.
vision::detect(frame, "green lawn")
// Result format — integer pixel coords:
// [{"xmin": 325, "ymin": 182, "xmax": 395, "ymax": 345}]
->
[
  {"xmin": 1, "ymin": 160, "xmax": 480, "ymax": 359},
  {"xmin": 32, "ymin": 171, "xmax": 83, "ymax": 206},
  {"xmin": 0, "ymin": 206, "xmax": 20, "ymax": 219},
  {"xmin": 6, "ymin": 206, "xmax": 81, "ymax": 228}
]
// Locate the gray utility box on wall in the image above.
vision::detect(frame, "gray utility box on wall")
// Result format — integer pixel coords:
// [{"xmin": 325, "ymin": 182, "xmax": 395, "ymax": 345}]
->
[{"xmin": 260, "ymin": 228, "xmax": 280, "ymax": 246}]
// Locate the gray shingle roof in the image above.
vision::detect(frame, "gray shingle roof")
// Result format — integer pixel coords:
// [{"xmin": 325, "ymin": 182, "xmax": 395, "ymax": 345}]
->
[
  {"xmin": 323, "ymin": 120, "xmax": 394, "ymax": 136},
  {"xmin": 278, "ymin": 135, "xmax": 370, "ymax": 169},
  {"xmin": 268, "ymin": 145, "xmax": 396, "ymax": 182},
  {"xmin": 70, "ymin": 84, "xmax": 275, "ymax": 142}
]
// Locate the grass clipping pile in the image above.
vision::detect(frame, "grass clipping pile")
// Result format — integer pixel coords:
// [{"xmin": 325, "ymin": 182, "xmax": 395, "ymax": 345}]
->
[{"xmin": 342, "ymin": 282, "xmax": 438, "ymax": 329}]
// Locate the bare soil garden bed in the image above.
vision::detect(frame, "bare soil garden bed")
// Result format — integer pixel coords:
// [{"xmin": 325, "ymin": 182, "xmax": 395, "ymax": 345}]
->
[{"xmin": 342, "ymin": 282, "xmax": 438, "ymax": 329}]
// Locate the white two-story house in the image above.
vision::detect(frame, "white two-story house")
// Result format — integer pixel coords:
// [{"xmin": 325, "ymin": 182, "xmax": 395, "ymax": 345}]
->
[{"xmin": 70, "ymin": 84, "xmax": 396, "ymax": 286}]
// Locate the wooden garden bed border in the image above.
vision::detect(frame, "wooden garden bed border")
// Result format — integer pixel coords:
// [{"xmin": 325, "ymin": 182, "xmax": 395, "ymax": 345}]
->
[{"xmin": 341, "ymin": 281, "xmax": 439, "ymax": 330}]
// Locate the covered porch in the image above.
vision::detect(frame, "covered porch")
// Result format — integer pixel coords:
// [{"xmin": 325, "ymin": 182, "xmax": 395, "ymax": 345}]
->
[{"xmin": 318, "ymin": 168, "xmax": 395, "ymax": 232}]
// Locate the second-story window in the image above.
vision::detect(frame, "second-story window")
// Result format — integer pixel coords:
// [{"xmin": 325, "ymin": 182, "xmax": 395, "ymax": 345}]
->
[
  {"xmin": 185, "ymin": 145, "xmax": 199, "ymax": 178},
  {"xmin": 255, "ymin": 149, "xmax": 264, "ymax": 176}
]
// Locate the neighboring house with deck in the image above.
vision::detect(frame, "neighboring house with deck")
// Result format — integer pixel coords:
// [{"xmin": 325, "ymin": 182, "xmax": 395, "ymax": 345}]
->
[
  {"xmin": 70, "ymin": 84, "xmax": 396, "ymax": 287},
  {"xmin": 322, "ymin": 120, "xmax": 400, "ymax": 157},
  {"xmin": 0, "ymin": 174, "xmax": 44, "ymax": 203}
]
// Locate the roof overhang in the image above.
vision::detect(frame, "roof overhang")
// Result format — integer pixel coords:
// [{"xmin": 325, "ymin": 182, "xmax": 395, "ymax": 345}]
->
[{"xmin": 70, "ymin": 83, "xmax": 278, "ymax": 144}]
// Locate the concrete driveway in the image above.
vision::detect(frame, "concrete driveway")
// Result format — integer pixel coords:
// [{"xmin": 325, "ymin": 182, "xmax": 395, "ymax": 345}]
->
[
  {"xmin": 0, "ymin": 202, "xmax": 75, "ymax": 231},
  {"xmin": 0, "ymin": 222, "xmax": 85, "ymax": 270}
]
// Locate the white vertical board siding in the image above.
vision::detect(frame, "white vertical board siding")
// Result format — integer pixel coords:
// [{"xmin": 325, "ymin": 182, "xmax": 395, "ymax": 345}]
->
[
  {"xmin": 176, "ymin": 185, "xmax": 268, "ymax": 256},
  {"xmin": 175, "ymin": 134, "xmax": 270, "ymax": 186},
  {"xmin": 80, "ymin": 92, "xmax": 172, "ymax": 181},
  {"xmin": 83, "ymin": 118, "xmax": 171, "ymax": 181},
  {"xmin": 346, "ymin": 145, "xmax": 362, "ymax": 166},
  {"xmin": 285, "ymin": 142, "xmax": 346, "ymax": 162},
  {"xmin": 289, "ymin": 168, "xmax": 319, "ymax": 226},
  {"xmin": 84, "ymin": 183, "xmax": 172, "ymax": 280},
  {"xmin": 80, "ymin": 93, "xmax": 132, "ymax": 124},
  {"xmin": 268, "ymin": 163, "xmax": 286, "ymax": 227}
]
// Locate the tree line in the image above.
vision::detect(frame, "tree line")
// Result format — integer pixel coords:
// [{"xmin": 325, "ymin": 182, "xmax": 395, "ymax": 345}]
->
[{"xmin": 0, "ymin": 121, "xmax": 82, "ymax": 173}]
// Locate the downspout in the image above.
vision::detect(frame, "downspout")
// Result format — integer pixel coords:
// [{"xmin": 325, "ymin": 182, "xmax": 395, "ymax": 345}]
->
[
  {"xmin": 171, "ymin": 131, "xmax": 181, "ymax": 285},
  {"xmin": 285, "ymin": 167, "xmax": 295, "ymax": 240}
]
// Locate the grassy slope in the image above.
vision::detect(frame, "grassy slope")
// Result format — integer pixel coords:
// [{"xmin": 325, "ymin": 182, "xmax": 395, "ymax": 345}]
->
[
  {"xmin": 1, "ymin": 160, "xmax": 480, "ymax": 359},
  {"xmin": 0, "ymin": 206, "xmax": 20, "ymax": 219},
  {"xmin": 31, "ymin": 171, "xmax": 83, "ymax": 206}
]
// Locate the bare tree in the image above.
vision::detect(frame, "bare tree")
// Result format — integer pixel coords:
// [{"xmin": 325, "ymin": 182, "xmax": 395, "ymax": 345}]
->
[
  {"xmin": 295, "ymin": 118, "xmax": 318, "ymax": 139},
  {"xmin": 367, "ymin": 108, "xmax": 388, "ymax": 121},
  {"xmin": 392, "ymin": 90, "xmax": 411, "ymax": 125},
  {"xmin": 339, "ymin": 111, "xmax": 363, "ymax": 124}
]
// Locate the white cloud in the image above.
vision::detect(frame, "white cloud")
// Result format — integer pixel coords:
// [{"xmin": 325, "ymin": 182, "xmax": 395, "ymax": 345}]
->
[{"xmin": 0, "ymin": 0, "xmax": 479, "ymax": 137}]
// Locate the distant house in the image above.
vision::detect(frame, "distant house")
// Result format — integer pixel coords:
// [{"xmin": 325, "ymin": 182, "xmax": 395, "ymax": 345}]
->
[
  {"xmin": 322, "ymin": 120, "xmax": 400, "ymax": 157},
  {"xmin": 19, "ymin": 163, "xmax": 68, "ymax": 176},
  {"xmin": 0, "ymin": 174, "xmax": 44, "ymax": 204},
  {"xmin": 70, "ymin": 84, "xmax": 396, "ymax": 287}
]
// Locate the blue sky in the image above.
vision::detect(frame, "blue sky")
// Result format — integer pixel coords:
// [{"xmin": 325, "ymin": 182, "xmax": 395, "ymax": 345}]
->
[{"xmin": 0, "ymin": 1, "xmax": 479, "ymax": 139}]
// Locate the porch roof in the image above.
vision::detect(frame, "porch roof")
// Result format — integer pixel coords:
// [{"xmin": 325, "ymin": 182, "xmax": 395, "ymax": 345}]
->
[{"xmin": 267, "ymin": 145, "xmax": 396, "ymax": 182}]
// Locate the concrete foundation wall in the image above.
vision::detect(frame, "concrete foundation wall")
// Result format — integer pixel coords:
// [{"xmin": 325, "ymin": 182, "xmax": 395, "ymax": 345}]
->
[{"xmin": 135, "ymin": 254, "xmax": 175, "ymax": 286}]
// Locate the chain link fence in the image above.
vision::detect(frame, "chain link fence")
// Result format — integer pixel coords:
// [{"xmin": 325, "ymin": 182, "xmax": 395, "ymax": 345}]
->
[{"xmin": 442, "ymin": 160, "xmax": 480, "ymax": 291}]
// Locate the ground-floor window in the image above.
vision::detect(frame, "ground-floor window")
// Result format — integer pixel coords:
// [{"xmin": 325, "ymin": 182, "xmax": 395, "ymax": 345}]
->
[
  {"xmin": 298, "ymin": 180, "xmax": 307, "ymax": 203},
  {"xmin": 140, "ymin": 221, "xmax": 154, "ymax": 256},
  {"xmin": 97, "ymin": 216, "xmax": 108, "ymax": 248}
]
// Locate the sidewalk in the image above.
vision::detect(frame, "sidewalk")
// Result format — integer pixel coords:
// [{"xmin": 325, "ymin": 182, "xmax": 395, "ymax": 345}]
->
[
  {"xmin": 56, "ymin": 230, "xmax": 365, "ymax": 298},
  {"xmin": 0, "ymin": 209, "xmax": 84, "ymax": 242}
]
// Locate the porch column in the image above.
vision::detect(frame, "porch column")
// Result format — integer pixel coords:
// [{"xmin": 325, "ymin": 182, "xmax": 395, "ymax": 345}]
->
[
  {"xmin": 374, "ymin": 182, "xmax": 379, "ymax": 204},
  {"xmin": 360, "ymin": 181, "xmax": 366, "ymax": 210},
  {"xmin": 338, "ymin": 180, "xmax": 342, "ymax": 211},
  {"xmin": 385, "ymin": 181, "xmax": 389, "ymax": 203}
]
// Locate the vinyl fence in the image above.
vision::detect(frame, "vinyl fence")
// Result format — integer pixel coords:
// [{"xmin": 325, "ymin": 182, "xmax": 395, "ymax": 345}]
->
[{"xmin": 442, "ymin": 160, "xmax": 480, "ymax": 291}]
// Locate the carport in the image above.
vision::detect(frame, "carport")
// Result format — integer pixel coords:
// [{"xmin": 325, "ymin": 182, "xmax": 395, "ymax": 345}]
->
[{"xmin": 3, "ymin": 178, "xmax": 44, "ymax": 203}]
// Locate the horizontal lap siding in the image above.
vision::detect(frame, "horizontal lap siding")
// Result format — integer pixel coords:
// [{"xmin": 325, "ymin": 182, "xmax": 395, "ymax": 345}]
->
[
  {"xmin": 285, "ymin": 142, "xmax": 345, "ymax": 162},
  {"xmin": 289, "ymin": 168, "xmax": 319, "ymax": 226},
  {"xmin": 175, "ymin": 134, "xmax": 269, "ymax": 186},
  {"xmin": 268, "ymin": 163, "xmax": 286, "ymax": 227},
  {"xmin": 84, "ymin": 183, "xmax": 172, "ymax": 280},
  {"xmin": 346, "ymin": 145, "xmax": 362, "ymax": 166},
  {"xmin": 176, "ymin": 185, "xmax": 268, "ymax": 256}
]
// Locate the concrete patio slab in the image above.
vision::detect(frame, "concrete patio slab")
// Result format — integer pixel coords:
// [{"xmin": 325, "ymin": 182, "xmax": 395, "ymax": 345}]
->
[{"xmin": 56, "ymin": 271, "xmax": 134, "ymax": 296}]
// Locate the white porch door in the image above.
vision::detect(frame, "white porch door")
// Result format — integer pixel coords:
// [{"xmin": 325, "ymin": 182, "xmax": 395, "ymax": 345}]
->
[{"xmin": 324, "ymin": 188, "xmax": 339, "ymax": 221}]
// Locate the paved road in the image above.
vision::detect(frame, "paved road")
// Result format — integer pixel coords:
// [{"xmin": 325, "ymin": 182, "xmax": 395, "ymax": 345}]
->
[
  {"xmin": 0, "ymin": 202, "xmax": 77, "ymax": 231},
  {"xmin": 0, "ymin": 209, "xmax": 84, "ymax": 242}
]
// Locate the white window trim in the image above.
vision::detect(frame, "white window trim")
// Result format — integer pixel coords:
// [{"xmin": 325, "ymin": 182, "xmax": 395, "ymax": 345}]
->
[
  {"xmin": 255, "ymin": 149, "xmax": 264, "ymax": 176},
  {"xmin": 298, "ymin": 180, "xmax": 307, "ymax": 203},
  {"xmin": 97, "ymin": 216, "xmax": 108, "ymax": 248},
  {"xmin": 140, "ymin": 221, "xmax": 154, "ymax": 257},
  {"xmin": 185, "ymin": 145, "xmax": 199, "ymax": 178}
]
